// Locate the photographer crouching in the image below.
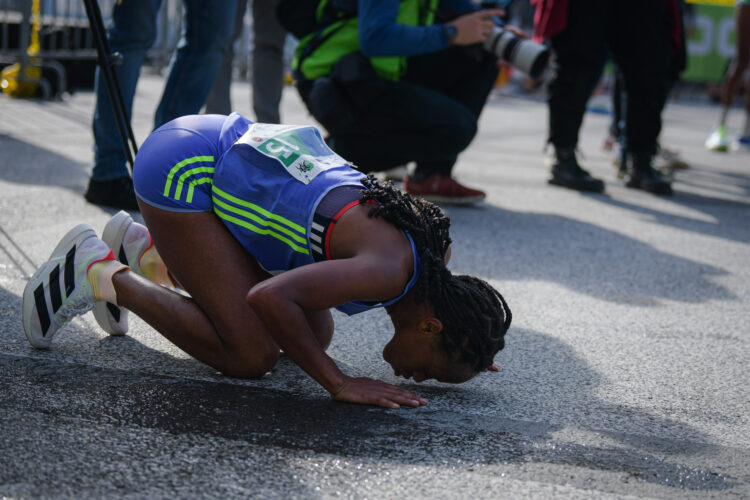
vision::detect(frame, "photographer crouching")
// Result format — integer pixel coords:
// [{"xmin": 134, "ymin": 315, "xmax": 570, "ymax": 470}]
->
[{"xmin": 284, "ymin": 0, "xmax": 547, "ymax": 205}]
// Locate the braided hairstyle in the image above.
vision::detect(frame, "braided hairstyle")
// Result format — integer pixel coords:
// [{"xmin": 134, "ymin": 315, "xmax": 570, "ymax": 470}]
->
[{"xmin": 360, "ymin": 175, "xmax": 511, "ymax": 371}]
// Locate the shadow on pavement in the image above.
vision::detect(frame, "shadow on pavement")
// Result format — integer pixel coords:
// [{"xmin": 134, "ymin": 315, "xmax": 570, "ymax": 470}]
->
[
  {"xmin": 447, "ymin": 204, "xmax": 732, "ymax": 305},
  {"xmin": 0, "ymin": 308, "xmax": 739, "ymax": 493},
  {"xmin": 0, "ymin": 134, "xmax": 89, "ymax": 191},
  {"xmin": 592, "ymin": 169, "xmax": 750, "ymax": 245}
]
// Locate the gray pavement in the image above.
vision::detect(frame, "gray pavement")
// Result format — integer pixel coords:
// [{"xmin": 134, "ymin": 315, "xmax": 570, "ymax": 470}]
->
[{"xmin": 1, "ymin": 74, "xmax": 749, "ymax": 499}]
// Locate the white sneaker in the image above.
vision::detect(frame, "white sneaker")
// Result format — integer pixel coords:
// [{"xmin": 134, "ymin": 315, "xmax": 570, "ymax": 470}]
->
[
  {"xmin": 705, "ymin": 126, "xmax": 729, "ymax": 152},
  {"xmin": 22, "ymin": 224, "xmax": 113, "ymax": 349},
  {"xmin": 93, "ymin": 211, "xmax": 167, "ymax": 335}
]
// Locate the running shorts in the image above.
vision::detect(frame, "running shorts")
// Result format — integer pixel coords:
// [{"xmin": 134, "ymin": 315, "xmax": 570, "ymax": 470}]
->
[{"xmin": 133, "ymin": 114, "xmax": 226, "ymax": 212}]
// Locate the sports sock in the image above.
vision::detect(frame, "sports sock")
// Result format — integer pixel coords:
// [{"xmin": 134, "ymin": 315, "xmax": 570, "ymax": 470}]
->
[
  {"xmin": 138, "ymin": 245, "xmax": 174, "ymax": 287},
  {"xmin": 88, "ymin": 259, "xmax": 129, "ymax": 304},
  {"xmin": 718, "ymin": 107, "xmax": 729, "ymax": 128}
]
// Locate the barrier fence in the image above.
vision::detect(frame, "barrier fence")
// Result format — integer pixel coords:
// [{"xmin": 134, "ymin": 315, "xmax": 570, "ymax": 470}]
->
[{"xmin": 0, "ymin": 0, "xmax": 197, "ymax": 98}]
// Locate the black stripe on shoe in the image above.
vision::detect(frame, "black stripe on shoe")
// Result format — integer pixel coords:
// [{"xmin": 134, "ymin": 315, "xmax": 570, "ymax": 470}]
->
[
  {"xmin": 33, "ymin": 283, "xmax": 51, "ymax": 336},
  {"xmin": 64, "ymin": 245, "xmax": 75, "ymax": 297},
  {"xmin": 118, "ymin": 245, "xmax": 128, "ymax": 267},
  {"xmin": 106, "ymin": 302, "xmax": 121, "ymax": 322},
  {"xmin": 49, "ymin": 265, "xmax": 62, "ymax": 313}
]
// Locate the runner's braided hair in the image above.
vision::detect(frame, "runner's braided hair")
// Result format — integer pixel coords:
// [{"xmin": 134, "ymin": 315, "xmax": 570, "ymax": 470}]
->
[{"xmin": 360, "ymin": 175, "xmax": 511, "ymax": 371}]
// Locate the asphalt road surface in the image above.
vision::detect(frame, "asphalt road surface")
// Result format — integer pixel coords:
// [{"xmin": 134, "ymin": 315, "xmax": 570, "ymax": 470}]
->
[{"xmin": 1, "ymin": 75, "xmax": 748, "ymax": 499}]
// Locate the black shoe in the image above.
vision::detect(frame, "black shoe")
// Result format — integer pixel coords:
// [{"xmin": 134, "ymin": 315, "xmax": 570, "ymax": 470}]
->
[
  {"xmin": 84, "ymin": 177, "xmax": 140, "ymax": 211},
  {"xmin": 548, "ymin": 148, "xmax": 605, "ymax": 193},
  {"xmin": 625, "ymin": 156, "xmax": 673, "ymax": 195}
]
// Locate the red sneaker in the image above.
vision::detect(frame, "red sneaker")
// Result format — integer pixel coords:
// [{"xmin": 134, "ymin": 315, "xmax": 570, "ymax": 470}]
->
[{"xmin": 403, "ymin": 173, "xmax": 486, "ymax": 205}]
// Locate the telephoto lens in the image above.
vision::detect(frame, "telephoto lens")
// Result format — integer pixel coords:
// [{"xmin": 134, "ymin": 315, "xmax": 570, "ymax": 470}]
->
[{"xmin": 484, "ymin": 26, "xmax": 550, "ymax": 79}]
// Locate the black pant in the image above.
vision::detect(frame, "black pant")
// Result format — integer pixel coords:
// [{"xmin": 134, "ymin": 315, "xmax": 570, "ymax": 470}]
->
[
  {"xmin": 298, "ymin": 45, "xmax": 498, "ymax": 177},
  {"xmin": 547, "ymin": 0, "xmax": 673, "ymax": 157}
]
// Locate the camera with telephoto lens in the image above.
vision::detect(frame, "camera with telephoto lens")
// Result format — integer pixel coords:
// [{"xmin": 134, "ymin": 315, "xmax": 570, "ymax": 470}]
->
[{"xmin": 483, "ymin": 25, "xmax": 550, "ymax": 79}]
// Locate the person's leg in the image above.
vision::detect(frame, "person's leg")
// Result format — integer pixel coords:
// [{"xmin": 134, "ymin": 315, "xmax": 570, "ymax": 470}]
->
[
  {"xmin": 333, "ymin": 84, "xmax": 478, "ymax": 176},
  {"xmin": 153, "ymin": 0, "xmax": 237, "ymax": 128},
  {"xmin": 120, "ymin": 203, "xmax": 334, "ymax": 374},
  {"xmin": 251, "ymin": 0, "xmax": 287, "ymax": 123},
  {"xmin": 610, "ymin": 0, "xmax": 672, "ymax": 194},
  {"xmin": 122, "ymin": 206, "xmax": 277, "ymax": 376},
  {"xmin": 87, "ymin": 0, "xmax": 161, "ymax": 210},
  {"xmin": 735, "ymin": 5, "xmax": 750, "ymax": 143},
  {"xmin": 708, "ymin": 5, "xmax": 750, "ymax": 149},
  {"xmin": 205, "ymin": 0, "xmax": 248, "ymax": 115},
  {"xmin": 402, "ymin": 46, "xmax": 498, "ymax": 179},
  {"xmin": 547, "ymin": 0, "xmax": 608, "ymax": 152},
  {"xmin": 545, "ymin": 0, "xmax": 608, "ymax": 192}
]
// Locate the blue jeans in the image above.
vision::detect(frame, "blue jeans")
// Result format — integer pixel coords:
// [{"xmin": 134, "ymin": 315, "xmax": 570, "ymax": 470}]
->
[{"xmin": 92, "ymin": 0, "xmax": 236, "ymax": 181}]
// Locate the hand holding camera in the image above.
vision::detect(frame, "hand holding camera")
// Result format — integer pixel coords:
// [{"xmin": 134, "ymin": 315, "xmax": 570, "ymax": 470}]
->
[{"xmin": 446, "ymin": 9, "xmax": 506, "ymax": 45}]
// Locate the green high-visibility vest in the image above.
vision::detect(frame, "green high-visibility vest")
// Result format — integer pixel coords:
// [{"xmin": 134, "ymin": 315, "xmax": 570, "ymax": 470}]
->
[{"xmin": 293, "ymin": 0, "xmax": 439, "ymax": 82}]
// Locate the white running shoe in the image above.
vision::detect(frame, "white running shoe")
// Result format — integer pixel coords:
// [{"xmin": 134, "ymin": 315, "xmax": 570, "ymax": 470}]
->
[
  {"xmin": 705, "ymin": 126, "xmax": 729, "ymax": 152},
  {"xmin": 22, "ymin": 224, "xmax": 113, "ymax": 349},
  {"xmin": 93, "ymin": 211, "xmax": 167, "ymax": 335}
]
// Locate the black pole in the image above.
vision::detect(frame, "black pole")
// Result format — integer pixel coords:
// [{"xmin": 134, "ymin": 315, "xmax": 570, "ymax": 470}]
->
[
  {"xmin": 616, "ymin": 69, "xmax": 628, "ymax": 179},
  {"xmin": 82, "ymin": 0, "xmax": 138, "ymax": 173}
]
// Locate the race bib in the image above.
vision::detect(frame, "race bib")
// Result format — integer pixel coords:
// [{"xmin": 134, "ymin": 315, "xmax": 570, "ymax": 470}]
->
[{"xmin": 235, "ymin": 123, "xmax": 348, "ymax": 184}]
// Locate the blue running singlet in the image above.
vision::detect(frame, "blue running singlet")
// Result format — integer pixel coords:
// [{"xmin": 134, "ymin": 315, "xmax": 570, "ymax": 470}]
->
[{"xmin": 133, "ymin": 113, "xmax": 421, "ymax": 315}]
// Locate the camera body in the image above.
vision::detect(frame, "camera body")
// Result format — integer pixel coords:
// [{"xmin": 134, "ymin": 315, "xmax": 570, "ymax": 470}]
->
[{"xmin": 483, "ymin": 25, "xmax": 550, "ymax": 79}]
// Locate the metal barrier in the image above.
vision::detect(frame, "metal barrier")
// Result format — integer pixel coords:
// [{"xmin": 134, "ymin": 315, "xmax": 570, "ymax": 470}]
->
[
  {"xmin": 0, "ymin": 0, "xmax": 185, "ymax": 98},
  {"xmin": 1, "ymin": 0, "xmax": 101, "ymax": 97},
  {"xmin": 1, "ymin": 1, "xmax": 291, "ymax": 99}
]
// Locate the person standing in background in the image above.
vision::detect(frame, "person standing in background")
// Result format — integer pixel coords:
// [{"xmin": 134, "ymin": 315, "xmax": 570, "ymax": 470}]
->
[
  {"xmin": 205, "ymin": 0, "xmax": 288, "ymax": 124},
  {"xmin": 533, "ymin": 0, "xmax": 675, "ymax": 195},
  {"xmin": 705, "ymin": 0, "xmax": 750, "ymax": 152},
  {"xmin": 85, "ymin": 0, "xmax": 237, "ymax": 211}
]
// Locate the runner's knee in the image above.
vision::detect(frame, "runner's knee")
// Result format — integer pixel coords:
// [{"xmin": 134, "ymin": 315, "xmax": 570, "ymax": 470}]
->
[{"xmin": 220, "ymin": 343, "xmax": 279, "ymax": 378}]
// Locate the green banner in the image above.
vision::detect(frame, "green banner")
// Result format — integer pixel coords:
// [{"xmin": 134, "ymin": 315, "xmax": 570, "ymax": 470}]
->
[{"xmin": 683, "ymin": 3, "xmax": 736, "ymax": 83}]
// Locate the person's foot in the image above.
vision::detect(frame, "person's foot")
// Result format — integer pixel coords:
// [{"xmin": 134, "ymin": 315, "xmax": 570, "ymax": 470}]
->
[
  {"xmin": 84, "ymin": 177, "xmax": 140, "ymax": 211},
  {"xmin": 705, "ymin": 126, "xmax": 729, "ymax": 152},
  {"xmin": 732, "ymin": 135, "xmax": 750, "ymax": 151},
  {"xmin": 22, "ymin": 224, "xmax": 118, "ymax": 349},
  {"xmin": 625, "ymin": 156, "xmax": 673, "ymax": 195},
  {"xmin": 656, "ymin": 146, "xmax": 690, "ymax": 171},
  {"xmin": 93, "ymin": 211, "xmax": 172, "ymax": 335},
  {"xmin": 403, "ymin": 173, "xmax": 485, "ymax": 205},
  {"xmin": 548, "ymin": 148, "xmax": 605, "ymax": 193}
]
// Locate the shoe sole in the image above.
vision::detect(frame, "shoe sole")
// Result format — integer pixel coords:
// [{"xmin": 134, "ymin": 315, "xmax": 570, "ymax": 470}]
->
[
  {"xmin": 22, "ymin": 224, "xmax": 97, "ymax": 349},
  {"xmin": 547, "ymin": 178, "xmax": 605, "ymax": 193},
  {"xmin": 624, "ymin": 180, "xmax": 673, "ymax": 195},
  {"xmin": 93, "ymin": 211, "xmax": 132, "ymax": 335}
]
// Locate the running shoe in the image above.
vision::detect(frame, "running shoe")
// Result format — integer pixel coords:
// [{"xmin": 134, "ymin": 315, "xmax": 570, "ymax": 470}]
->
[
  {"xmin": 732, "ymin": 135, "xmax": 750, "ymax": 151},
  {"xmin": 22, "ymin": 224, "xmax": 114, "ymax": 349},
  {"xmin": 705, "ymin": 126, "xmax": 729, "ymax": 152},
  {"xmin": 403, "ymin": 173, "xmax": 485, "ymax": 205},
  {"xmin": 656, "ymin": 146, "xmax": 690, "ymax": 170},
  {"xmin": 93, "ymin": 211, "xmax": 169, "ymax": 335}
]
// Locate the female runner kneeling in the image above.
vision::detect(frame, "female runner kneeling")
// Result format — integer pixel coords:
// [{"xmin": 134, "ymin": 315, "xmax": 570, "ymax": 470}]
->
[{"xmin": 22, "ymin": 113, "xmax": 511, "ymax": 409}]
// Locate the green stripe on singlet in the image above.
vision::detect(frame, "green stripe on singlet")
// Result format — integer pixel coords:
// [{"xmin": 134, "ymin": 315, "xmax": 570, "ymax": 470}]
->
[
  {"xmin": 214, "ymin": 207, "xmax": 310, "ymax": 255},
  {"xmin": 174, "ymin": 166, "xmax": 215, "ymax": 201},
  {"xmin": 212, "ymin": 195, "xmax": 308, "ymax": 245},
  {"xmin": 186, "ymin": 176, "xmax": 213, "ymax": 203},
  {"xmin": 211, "ymin": 185, "xmax": 306, "ymax": 235},
  {"xmin": 162, "ymin": 156, "xmax": 215, "ymax": 198}
]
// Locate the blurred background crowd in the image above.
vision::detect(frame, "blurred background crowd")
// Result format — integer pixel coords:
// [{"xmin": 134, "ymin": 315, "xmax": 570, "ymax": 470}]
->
[{"xmin": 0, "ymin": 0, "xmax": 747, "ymax": 208}]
